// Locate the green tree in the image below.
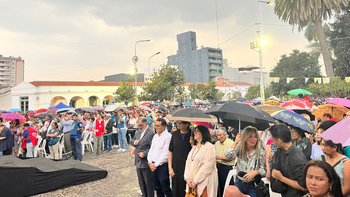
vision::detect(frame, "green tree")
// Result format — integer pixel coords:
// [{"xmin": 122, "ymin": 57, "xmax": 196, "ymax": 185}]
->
[
  {"xmin": 329, "ymin": 5, "xmax": 350, "ymax": 78},
  {"xmin": 304, "ymin": 21, "xmax": 332, "ymax": 59},
  {"xmin": 307, "ymin": 77, "xmax": 350, "ymax": 97},
  {"xmin": 270, "ymin": 50, "xmax": 322, "ymax": 96},
  {"xmin": 245, "ymin": 85, "xmax": 273, "ymax": 100},
  {"xmin": 113, "ymin": 79, "xmax": 135, "ymax": 105},
  {"xmin": 204, "ymin": 81, "xmax": 224, "ymax": 102},
  {"xmin": 139, "ymin": 65, "xmax": 185, "ymax": 102},
  {"xmin": 188, "ymin": 83, "xmax": 198, "ymax": 101},
  {"xmin": 274, "ymin": 0, "xmax": 350, "ymax": 77}
]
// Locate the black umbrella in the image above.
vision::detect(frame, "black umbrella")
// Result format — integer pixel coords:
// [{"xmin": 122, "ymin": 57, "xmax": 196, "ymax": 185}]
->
[
  {"xmin": 167, "ymin": 107, "xmax": 217, "ymax": 123},
  {"xmin": 34, "ymin": 113, "xmax": 54, "ymax": 119},
  {"xmin": 236, "ymin": 97, "xmax": 246, "ymax": 102},
  {"xmin": 205, "ymin": 101, "xmax": 275, "ymax": 131}
]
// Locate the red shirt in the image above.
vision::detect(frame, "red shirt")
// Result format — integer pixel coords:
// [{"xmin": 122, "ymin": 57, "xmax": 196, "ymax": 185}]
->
[
  {"xmin": 303, "ymin": 95, "xmax": 310, "ymax": 101},
  {"xmin": 95, "ymin": 119, "xmax": 105, "ymax": 137}
]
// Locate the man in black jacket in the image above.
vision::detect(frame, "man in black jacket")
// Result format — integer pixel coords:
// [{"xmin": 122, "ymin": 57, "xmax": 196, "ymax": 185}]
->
[
  {"xmin": 131, "ymin": 117, "xmax": 155, "ymax": 197},
  {"xmin": 103, "ymin": 114, "xmax": 113, "ymax": 152}
]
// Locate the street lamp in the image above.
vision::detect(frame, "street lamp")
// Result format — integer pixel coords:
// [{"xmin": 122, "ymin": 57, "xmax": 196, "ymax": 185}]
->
[
  {"xmin": 258, "ymin": 1, "xmax": 274, "ymax": 5},
  {"xmin": 132, "ymin": 39, "xmax": 152, "ymax": 106},
  {"xmin": 148, "ymin": 52, "xmax": 161, "ymax": 82}
]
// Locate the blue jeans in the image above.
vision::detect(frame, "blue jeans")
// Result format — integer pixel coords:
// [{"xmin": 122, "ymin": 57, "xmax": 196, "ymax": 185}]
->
[
  {"xmin": 103, "ymin": 135, "xmax": 112, "ymax": 151},
  {"xmin": 118, "ymin": 128, "xmax": 127, "ymax": 149},
  {"xmin": 26, "ymin": 142, "xmax": 34, "ymax": 157},
  {"xmin": 0, "ymin": 151, "xmax": 3, "ymax": 156},
  {"xmin": 70, "ymin": 138, "xmax": 82, "ymax": 161},
  {"xmin": 234, "ymin": 180, "xmax": 257, "ymax": 197}
]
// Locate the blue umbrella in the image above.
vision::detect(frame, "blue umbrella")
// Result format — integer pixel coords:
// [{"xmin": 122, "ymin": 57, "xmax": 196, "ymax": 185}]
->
[
  {"xmin": 8, "ymin": 108, "xmax": 22, "ymax": 113},
  {"xmin": 271, "ymin": 110, "xmax": 315, "ymax": 134}
]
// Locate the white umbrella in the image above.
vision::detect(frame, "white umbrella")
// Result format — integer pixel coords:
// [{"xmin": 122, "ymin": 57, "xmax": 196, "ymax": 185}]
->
[{"xmin": 105, "ymin": 104, "xmax": 118, "ymax": 112}]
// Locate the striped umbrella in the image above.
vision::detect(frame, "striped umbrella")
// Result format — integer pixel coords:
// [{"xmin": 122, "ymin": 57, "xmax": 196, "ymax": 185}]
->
[{"xmin": 1, "ymin": 113, "xmax": 26, "ymax": 121}]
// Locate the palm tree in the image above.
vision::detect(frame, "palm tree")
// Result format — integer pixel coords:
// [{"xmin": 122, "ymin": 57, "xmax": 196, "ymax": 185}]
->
[
  {"xmin": 304, "ymin": 21, "xmax": 332, "ymax": 59},
  {"xmin": 274, "ymin": 0, "xmax": 350, "ymax": 77}
]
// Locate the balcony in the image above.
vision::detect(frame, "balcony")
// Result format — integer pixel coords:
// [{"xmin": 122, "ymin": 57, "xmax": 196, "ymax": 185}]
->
[
  {"xmin": 209, "ymin": 59, "xmax": 222, "ymax": 64},
  {"xmin": 0, "ymin": 67, "xmax": 10, "ymax": 71},
  {"xmin": 209, "ymin": 65, "xmax": 222, "ymax": 70}
]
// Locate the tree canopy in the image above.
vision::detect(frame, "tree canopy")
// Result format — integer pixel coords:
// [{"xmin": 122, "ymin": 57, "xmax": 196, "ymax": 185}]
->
[
  {"xmin": 307, "ymin": 77, "xmax": 350, "ymax": 97},
  {"xmin": 187, "ymin": 82, "xmax": 224, "ymax": 102},
  {"xmin": 113, "ymin": 79, "xmax": 135, "ymax": 105},
  {"xmin": 139, "ymin": 65, "xmax": 185, "ymax": 102}
]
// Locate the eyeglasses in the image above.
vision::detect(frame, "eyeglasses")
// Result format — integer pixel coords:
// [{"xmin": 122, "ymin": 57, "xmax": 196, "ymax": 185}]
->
[{"xmin": 155, "ymin": 125, "xmax": 163, "ymax": 127}]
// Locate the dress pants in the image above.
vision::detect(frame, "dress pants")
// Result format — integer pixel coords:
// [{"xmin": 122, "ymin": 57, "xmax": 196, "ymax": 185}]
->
[
  {"xmin": 217, "ymin": 163, "xmax": 234, "ymax": 196},
  {"xmin": 63, "ymin": 132, "xmax": 72, "ymax": 156},
  {"xmin": 70, "ymin": 138, "xmax": 82, "ymax": 161},
  {"xmin": 49, "ymin": 142, "xmax": 60, "ymax": 159},
  {"xmin": 112, "ymin": 133, "xmax": 118, "ymax": 146},
  {"xmin": 137, "ymin": 167, "xmax": 154, "ymax": 197},
  {"xmin": 151, "ymin": 163, "xmax": 173, "ymax": 197},
  {"xmin": 93, "ymin": 135, "xmax": 103, "ymax": 156}
]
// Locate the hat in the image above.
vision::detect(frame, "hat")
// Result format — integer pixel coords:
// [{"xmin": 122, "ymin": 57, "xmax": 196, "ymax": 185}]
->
[
  {"xmin": 106, "ymin": 114, "xmax": 111, "ymax": 117},
  {"xmin": 46, "ymin": 114, "xmax": 53, "ymax": 119}
]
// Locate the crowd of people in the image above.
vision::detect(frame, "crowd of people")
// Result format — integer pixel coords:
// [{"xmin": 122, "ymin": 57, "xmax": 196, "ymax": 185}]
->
[{"xmin": 0, "ymin": 99, "xmax": 349, "ymax": 197}]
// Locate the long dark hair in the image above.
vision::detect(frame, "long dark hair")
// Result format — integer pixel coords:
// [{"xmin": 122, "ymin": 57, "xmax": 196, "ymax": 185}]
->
[
  {"xmin": 194, "ymin": 125, "xmax": 211, "ymax": 145},
  {"xmin": 303, "ymin": 160, "xmax": 343, "ymax": 197},
  {"xmin": 321, "ymin": 138, "xmax": 345, "ymax": 155}
]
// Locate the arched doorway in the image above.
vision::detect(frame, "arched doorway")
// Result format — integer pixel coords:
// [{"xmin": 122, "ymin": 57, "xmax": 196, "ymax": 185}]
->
[
  {"xmin": 50, "ymin": 96, "xmax": 67, "ymax": 107},
  {"xmin": 69, "ymin": 96, "xmax": 84, "ymax": 108},
  {"xmin": 87, "ymin": 96, "xmax": 100, "ymax": 107},
  {"xmin": 103, "ymin": 95, "xmax": 114, "ymax": 106}
]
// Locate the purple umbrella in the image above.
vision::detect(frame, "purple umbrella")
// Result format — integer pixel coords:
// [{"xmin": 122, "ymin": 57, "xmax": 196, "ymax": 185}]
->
[
  {"xmin": 319, "ymin": 117, "xmax": 350, "ymax": 146},
  {"xmin": 328, "ymin": 98, "xmax": 350, "ymax": 108}
]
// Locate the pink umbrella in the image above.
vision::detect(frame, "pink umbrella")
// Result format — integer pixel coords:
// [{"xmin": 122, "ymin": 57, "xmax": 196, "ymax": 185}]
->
[
  {"xmin": 1, "ymin": 113, "xmax": 26, "ymax": 121},
  {"xmin": 138, "ymin": 105, "xmax": 152, "ymax": 111},
  {"xmin": 192, "ymin": 122, "xmax": 214, "ymax": 129},
  {"xmin": 319, "ymin": 117, "xmax": 350, "ymax": 146},
  {"xmin": 328, "ymin": 98, "xmax": 350, "ymax": 108}
]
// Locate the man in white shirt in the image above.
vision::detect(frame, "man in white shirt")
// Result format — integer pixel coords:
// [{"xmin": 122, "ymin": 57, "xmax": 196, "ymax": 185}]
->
[{"xmin": 147, "ymin": 118, "xmax": 173, "ymax": 197}]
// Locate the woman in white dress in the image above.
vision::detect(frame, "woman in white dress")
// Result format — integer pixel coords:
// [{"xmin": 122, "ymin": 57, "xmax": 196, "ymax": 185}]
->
[{"xmin": 184, "ymin": 125, "xmax": 218, "ymax": 197}]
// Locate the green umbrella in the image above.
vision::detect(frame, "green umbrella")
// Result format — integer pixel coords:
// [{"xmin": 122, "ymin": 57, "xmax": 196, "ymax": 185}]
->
[{"xmin": 287, "ymin": 89, "xmax": 312, "ymax": 96}]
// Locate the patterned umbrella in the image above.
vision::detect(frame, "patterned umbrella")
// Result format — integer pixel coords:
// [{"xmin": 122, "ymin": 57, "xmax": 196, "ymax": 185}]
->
[
  {"xmin": 271, "ymin": 110, "xmax": 315, "ymax": 134},
  {"xmin": 138, "ymin": 105, "xmax": 152, "ymax": 111},
  {"xmin": 1, "ymin": 113, "xmax": 26, "ymax": 121},
  {"xmin": 280, "ymin": 100, "xmax": 318, "ymax": 111}
]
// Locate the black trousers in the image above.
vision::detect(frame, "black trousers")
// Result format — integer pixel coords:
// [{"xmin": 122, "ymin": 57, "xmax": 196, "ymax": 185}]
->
[
  {"xmin": 3, "ymin": 148, "xmax": 12, "ymax": 155},
  {"xmin": 137, "ymin": 167, "xmax": 154, "ymax": 197},
  {"xmin": 217, "ymin": 163, "xmax": 234, "ymax": 196},
  {"xmin": 151, "ymin": 163, "xmax": 173, "ymax": 197}
]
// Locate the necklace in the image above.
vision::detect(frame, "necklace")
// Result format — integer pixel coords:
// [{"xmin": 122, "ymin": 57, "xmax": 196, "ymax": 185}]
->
[{"xmin": 191, "ymin": 145, "xmax": 201, "ymax": 161}]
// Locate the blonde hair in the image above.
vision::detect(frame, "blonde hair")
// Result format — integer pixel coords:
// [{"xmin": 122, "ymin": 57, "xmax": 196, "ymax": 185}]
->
[{"xmin": 239, "ymin": 126, "xmax": 261, "ymax": 161}]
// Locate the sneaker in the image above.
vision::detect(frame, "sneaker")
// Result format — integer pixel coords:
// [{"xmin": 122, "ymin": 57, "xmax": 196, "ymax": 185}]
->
[
  {"xmin": 122, "ymin": 149, "xmax": 126, "ymax": 152},
  {"xmin": 115, "ymin": 145, "xmax": 119, "ymax": 148},
  {"xmin": 137, "ymin": 190, "xmax": 142, "ymax": 196},
  {"xmin": 117, "ymin": 149, "xmax": 123, "ymax": 152},
  {"xmin": 91, "ymin": 155, "xmax": 96, "ymax": 159}
]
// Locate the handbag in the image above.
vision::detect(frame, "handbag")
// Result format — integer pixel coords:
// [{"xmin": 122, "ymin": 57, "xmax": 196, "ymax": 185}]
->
[
  {"xmin": 270, "ymin": 150, "xmax": 287, "ymax": 194},
  {"xmin": 185, "ymin": 187, "xmax": 198, "ymax": 197},
  {"xmin": 253, "ymin": 151, "xmax": 270, "ymax": 197}
]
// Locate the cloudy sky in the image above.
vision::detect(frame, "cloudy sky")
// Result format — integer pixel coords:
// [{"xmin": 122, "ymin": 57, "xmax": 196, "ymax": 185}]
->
[{"xmin": 0, "ymin": 0, "xmax": 316, "ymax": 82}]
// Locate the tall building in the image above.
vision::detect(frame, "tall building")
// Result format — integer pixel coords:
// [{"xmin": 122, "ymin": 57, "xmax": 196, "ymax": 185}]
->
[
  {"xmin": 167, "ymin": 31, "xmax": 223, "ymax": 83},
  {"xmin": 223, "ymin": 66, "xmax": 269, "ymax": 88},
  {"xmin": 0, "ymin": 55, "xmax": 24, "ymax": 88}
]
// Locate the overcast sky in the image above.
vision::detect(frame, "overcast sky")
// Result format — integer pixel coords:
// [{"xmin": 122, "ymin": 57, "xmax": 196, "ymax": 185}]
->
[{"xmin": 0, "ymin": 0, "xmax": 317, "ymax": 82}]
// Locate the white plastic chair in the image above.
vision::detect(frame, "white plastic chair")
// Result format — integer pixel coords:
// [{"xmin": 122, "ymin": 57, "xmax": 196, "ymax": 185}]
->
[
  {"xmin": 223, "ymin": 166, "xmax": 237, "ymax": 197},
  {"xmin": 81, "ymin": 132, "xmax": 93, "ymax": 154},
  {"xmin": 34, "ymin": 138, "xmax": 47, "ymax": 158},
  {"xmin": 58, "ymin": 134, "xmax": 65, "ymax": 159}
]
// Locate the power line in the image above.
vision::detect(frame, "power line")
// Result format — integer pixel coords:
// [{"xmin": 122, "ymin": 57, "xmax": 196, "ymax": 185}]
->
[{"xmin": 214, "ymin": 23, "xmax": 255, "ymax": 47}]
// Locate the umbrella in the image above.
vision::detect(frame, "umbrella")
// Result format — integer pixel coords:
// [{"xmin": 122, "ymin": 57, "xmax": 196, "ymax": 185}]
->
[
  {"xmin": 244, "ymin": 101, "xmax": 254, "ymax": 106},
  {"xmin": 280, "ymin": 100, "xmax": 318, "ymax": 111},
  {"xmin": 236, "ymin": 98, "xmax": 246, "ymax": 102},
  {"xmin": 1, "ymin": 113, "xmax": 25, "ymax": 121},
  {"xmin": 26, "ymin": 112, "xmax": 36, "ymax": 116},
  {"xmin": 196, "ymin": 102, "xmax": 206, "ymax": 105},
  {"xmin": 268, "ymin": 96, "xmax": 281, "ymax": 102},
  {"xmin": 81, "ymin": 107, "xmax": 95, "ymax": 113},
  {"xmin": 328, "ymin": 98, "xmax": 350, "ymax": 108},
  {"xmin": 192, "ymin": 122, "xmax": 214, "ymax": 129},
  {"xmin": 105, "ymin": 104, "xmax": 118, "ymax": 112},
  {"xmin": 265, "ymin": 100, "xmax": 280, "ymax": 106},
  {"xmin": 57, "ymin": 108, "xmax": 73, "ymax": 114},
  {"xmin": 119, "ymin": 104, "xmax": 127, "ymax": 108},
  {"xmin": 319, "ymin": 117, "xmax": 350, "ymax": 146},
  {"xmin": 115, "ymin": 107, "xmax": 127, "ymax": 112},
  {"xmin": 312, "ymin": 104, "xmax": 349, "ymax": 121},
  {"xmin": 256, "ymin": 105, "xmax": 285, "ymax": 114},
  {"xmin": 163, "ymin": 100, "xmax": 171, "ymax": 104},
  {"xmin": 141, "ymin": 102, "xmax": 152, "ymax": 106},
  {"xmin": 287, "ymin": 89, "xmax": 312, "ymax": 96},
  {"xmin": 47, "ymin": 109, "xmax": 58, "ymax": 113},
  {"xmin": 184, "ymin": 102, "xmax": 193, "ymax": 106},
  {"xmin": 205, "ymin": 101, "xmax": 275, "ymax": 131},
  {"xmin": 213, "ymin": 101, "xmax": 227, "ymax": 105},
  {"xmin": 49, "ymin": 102, "xmax": 73, "ymax": 109},
  {"xmin": 35, "ymin": 108, "xmax": 48, "ymax": 114},
  {"xmin": 92, "ymin": 106, "xmax": 104, "ymax": 111},
  {"xmin": 167, "ymin": 107, "xmax": 217, "ymax": 123},
  {"xmin": 138, "ymin": 105, "xmax": 152, "ymax": 111},
  {"xmin": 27, "ymin": 110, "xmax": 35, "ymax": 112},
  {"xmin": 292, "ymin": 109, "xmax": 316, "ymax": 121},
  {"xmin": 271, "ymin": 110, "xmax": 315, "ymax": 134},
  {"xmin": 169, "ymin": 101, "xmax": 181, "ymax": 106},
  {"xmin": 8, "ymin": 108, "xmax": 22, "ymax": 113},
  {"xmin": 34, "ymin": 113, "xmax": 54, "ymax": 119},
  {"xmin": 152, "ymin": 102, "xmax": 163, "ymax": 106}
]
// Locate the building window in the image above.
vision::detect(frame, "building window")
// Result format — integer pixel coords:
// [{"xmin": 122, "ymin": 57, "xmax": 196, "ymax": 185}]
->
[{"xmin": 20, "ymin": 97, "xmax": 29, "ymax": 113}]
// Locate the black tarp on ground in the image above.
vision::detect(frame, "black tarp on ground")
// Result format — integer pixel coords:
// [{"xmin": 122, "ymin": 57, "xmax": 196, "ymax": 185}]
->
[{"xmin": 0, "ymin": 156, "xmax": 108, "ymax": 197}]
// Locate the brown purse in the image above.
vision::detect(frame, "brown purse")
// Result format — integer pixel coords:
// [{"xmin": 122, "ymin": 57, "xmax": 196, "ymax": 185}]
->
[{"xmin": 185, "ymin": 187, "xmax": 198, "ymax": 197}]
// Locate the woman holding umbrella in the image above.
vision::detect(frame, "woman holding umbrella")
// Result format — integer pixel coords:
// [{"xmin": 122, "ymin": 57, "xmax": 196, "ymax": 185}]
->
[{"xmin": 291, "ymin": 126, "xmax": 312, "ymax": 161}]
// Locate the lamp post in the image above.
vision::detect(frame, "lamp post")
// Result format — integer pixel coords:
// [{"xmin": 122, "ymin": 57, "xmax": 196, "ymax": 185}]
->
[
  {"xmin": 132, "ymin": 39, "xmax": 152, "ymax": 106},
  {"xmin": 148, "ymin": 52, "xmax": 161, "ymax": 82}
]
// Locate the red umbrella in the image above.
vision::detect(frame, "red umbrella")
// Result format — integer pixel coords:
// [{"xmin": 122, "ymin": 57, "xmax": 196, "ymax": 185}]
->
[
  {"xmin": 141, "ymin": 102, "xmax": 152, "ymax": 106},
  {"xmin": 26, "ymin": 112, "xmax": 36, "ymax": 116},
  {"xmin": 244, "ymin": 101, "xmax": 254, "ymax": 106},
  {"xmin": 35, "ymin": 108, "xmax": 48, "ymax": 114},
  {"xmin": 47, "ymin": 109, "xmax": 58, "ymax": 113},
  {"xmin": 280, "ymin": 100, "xmax": 318, "ymax": 111},
  {"xmin": 1, "ymin": 113, "xmax": 26, "ymax": 121}
]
